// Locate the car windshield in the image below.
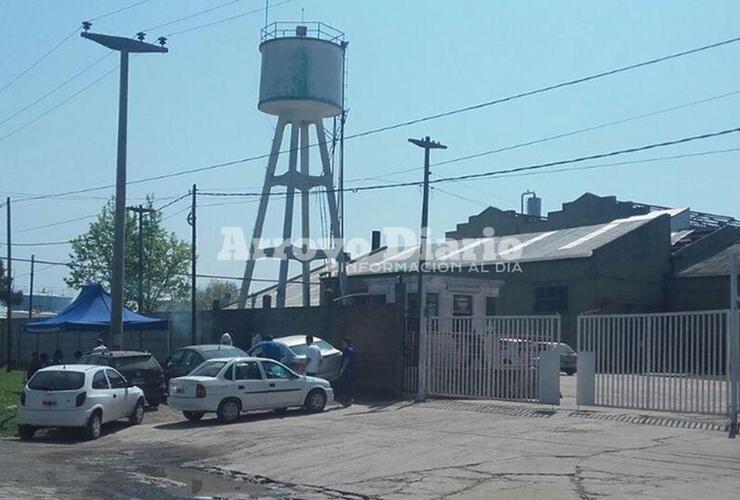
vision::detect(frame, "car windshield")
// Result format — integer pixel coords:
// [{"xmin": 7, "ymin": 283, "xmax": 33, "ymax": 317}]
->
[
  {"xmin": 79, "ymin": 355, "xmax": 112, "ymax": 366},
  {"xmin": 28, "ymin": 371, "xmax": 85, "ymax": 391},
  {"xmin": 112, "ymin": 355, "xmax": 154, "ymax": 370},
  {"xmin": 289, "ymin": 340, "xmax": 333, "ymax": 355},
  {"xmin": 189, "ymin": 361, "xmax": 227, "ymax": 377},
  {"xmin": 202, "ymin": 347, "xmax": 245, "ymax": 359}
]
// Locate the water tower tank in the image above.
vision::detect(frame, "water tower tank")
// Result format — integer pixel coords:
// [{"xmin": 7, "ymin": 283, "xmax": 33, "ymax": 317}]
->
[
  {"xmin": 258, "ymin": 22, "xmax": 346, "ymax": 118},
  {"xmin": 526, "ymin": 196, "xmax": 542, "ymax": 217}
]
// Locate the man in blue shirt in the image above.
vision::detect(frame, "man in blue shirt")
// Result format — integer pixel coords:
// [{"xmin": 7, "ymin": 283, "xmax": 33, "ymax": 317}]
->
[
  {"xmin": 337, "ymin": 337, "xmax": 355, "ymax": 407},
  {"xmin": 261, "ymin": 335, "xmax": 282, "ymax": 362}
]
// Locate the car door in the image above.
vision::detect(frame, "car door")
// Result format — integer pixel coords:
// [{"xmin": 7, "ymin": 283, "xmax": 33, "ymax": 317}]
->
[
  {"xmin": 105, "ymin": 369, "xmax": 128, "ymax": 420},
  {"xmin": 259, "ymin": 360, "xmax": 304, "ymax": 408},
  {"xmin": 90, "ymin": 369, "xmax": 114, "ymax": 419},
  {"xmin": 233, "ymin": 360, "xmax": 268, "ymax": 410}
]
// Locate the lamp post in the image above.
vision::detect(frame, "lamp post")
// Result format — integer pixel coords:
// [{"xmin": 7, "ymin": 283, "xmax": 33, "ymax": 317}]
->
[
  {"xmin": 81, "ymin": 25, "xmax": 167, "ymax": 348},
  {"xmin": 408, "ymin": 136, "xmax": 446, "ymax": 401}
]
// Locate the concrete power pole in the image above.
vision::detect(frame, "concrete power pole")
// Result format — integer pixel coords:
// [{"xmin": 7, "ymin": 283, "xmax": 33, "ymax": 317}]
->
[
  {"xmin": 81, "ymin": 25, "xmax": 167, "ymax": 348},
  {"xmin": 126, "ymin": 205, "xmax": 156, "ymax": 313},
  {"xmin": 408, "ymin": 136, "xmax": 447, "ymax": 400},
  {"xmin": 187, "ymin": 185, "xmax": 197, "ymax": 344},
  {"xmin": 5, "ymin": 197, "xmax": 11, "ymax": 371}
]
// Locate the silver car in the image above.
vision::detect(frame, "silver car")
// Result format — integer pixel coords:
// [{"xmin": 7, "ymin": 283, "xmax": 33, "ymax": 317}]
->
[{"xmin": 248, "ymin": 335, "xmax": 342, "ymax": 380}]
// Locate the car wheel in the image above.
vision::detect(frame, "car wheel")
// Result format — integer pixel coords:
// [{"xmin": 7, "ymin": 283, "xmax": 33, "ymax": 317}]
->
[
  {"xmin": 18, "ymin": 425, "xmax": 36, "ymax": 441},
  {"xmin": 129, "ymin": 399, "xmax": 145, "ymax": 425},
  {"xmin": 564, "ymin": 368, "xmax": 576, "ymax": 376},
  {"xmin": 304, "ymin": 389, "xmax": 326, "ymax": 413},
  {"xmin": 217, "ymin": 398, "xmax": 241, "ymax": 423},
  {"xmin": 183, "ymin": 411, "xmax": 204, "ymax": 421},
  {"xmin": 84, "ymin": 412, "xmax": 102, "ymax": 440}
]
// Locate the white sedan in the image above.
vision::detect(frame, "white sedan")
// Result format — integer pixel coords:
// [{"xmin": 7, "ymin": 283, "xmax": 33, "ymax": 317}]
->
[
  {"xmin": 168, "ymin": 357, "xmax": 334, "ymax": 423},
  {"xmin": 17, "ymin": 365, "xmax": 146, "ymax": 440}
]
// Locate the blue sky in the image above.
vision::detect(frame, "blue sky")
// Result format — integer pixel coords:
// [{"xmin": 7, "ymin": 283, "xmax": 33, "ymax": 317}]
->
[{"xmin": 1, "ymin": 0, "xmax": 739, "ymax": 299}]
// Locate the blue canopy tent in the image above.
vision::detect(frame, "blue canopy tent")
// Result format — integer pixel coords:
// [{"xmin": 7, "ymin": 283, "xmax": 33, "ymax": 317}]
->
[
  {"xmin": 22, "ymin": 284, "xmax": 169, "ymax": 357},
  {"xmin": 25, "ymin": 284, "xmax": 168, "ymax": 333}
]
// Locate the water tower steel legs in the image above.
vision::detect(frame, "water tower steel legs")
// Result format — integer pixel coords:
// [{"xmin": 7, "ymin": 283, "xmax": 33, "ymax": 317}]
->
[
  {"xmin": 238, "ymin": 117, "xmax": 348, "ymax": 309},
  {"xmin": 239, "ymin": 116, "xmax": 288, "ymax": 307},
  {"xmin": 300, "ymin": 122, "xmax": 311, "ymax": 307}
]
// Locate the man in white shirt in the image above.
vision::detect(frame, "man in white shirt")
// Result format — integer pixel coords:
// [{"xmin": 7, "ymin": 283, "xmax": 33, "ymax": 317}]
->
[
  {"xmin": 91, "ymin": 338, "xmax": 107, "ymax": 353},
  {"xmin": 304, "ymin": 335, "xmax": 322, "ymax": 377},
  {"xmin": 220, "ymin": 331, "xmax": 233, "ymax": 346}
]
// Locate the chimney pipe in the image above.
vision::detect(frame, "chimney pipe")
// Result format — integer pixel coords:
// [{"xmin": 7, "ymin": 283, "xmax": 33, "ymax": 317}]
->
[{"xmin": 371, "ymin": 230, "xmax": 381, "ymax": 251}]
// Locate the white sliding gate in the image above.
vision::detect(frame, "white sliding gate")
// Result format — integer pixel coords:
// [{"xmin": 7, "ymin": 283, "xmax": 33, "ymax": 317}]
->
[
  {"xmin": 577, "ymin": 310, "xmax": 736, "ymax": 416},
  {"xmin": 423, "ymin": 315, "xmax": 561, "ymax": 403}
]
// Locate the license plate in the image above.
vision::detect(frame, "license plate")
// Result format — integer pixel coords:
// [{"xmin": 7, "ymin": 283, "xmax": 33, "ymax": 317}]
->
[{"xmin": 42, "ymin": 400, "xmax": 57, "ymax": 407}]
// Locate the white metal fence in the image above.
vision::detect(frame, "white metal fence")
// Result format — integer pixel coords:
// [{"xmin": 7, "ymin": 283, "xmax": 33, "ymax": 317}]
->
[
  {"xmin": 577, "ymin": 310, "xmax": 735, "ymax": 416},
  {"xmin": 423, "ymin": 315, "xmax": 561, "ymax": 402}
]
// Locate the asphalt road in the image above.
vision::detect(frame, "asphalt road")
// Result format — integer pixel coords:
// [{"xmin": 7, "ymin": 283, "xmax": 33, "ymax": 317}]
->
[{"xmin": 1, "ymin": 387, "xmax": 738, "ymax": 499}]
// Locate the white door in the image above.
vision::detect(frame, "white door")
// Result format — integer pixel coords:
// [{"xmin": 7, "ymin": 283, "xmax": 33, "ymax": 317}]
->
[
  {"xmin": 105, "ymin": 369, "xmax": 129, "ymax": 420},
  {"xmin": 90, "ymin": 369, "xmax": 115, "ymax": 419},
  {"xmin": 259, "ymin": 360, "xmax": 305, "ymax": 408},
  {"xmin": 232, "ymin": 360, "xmax": 268, "ymax": 410}
]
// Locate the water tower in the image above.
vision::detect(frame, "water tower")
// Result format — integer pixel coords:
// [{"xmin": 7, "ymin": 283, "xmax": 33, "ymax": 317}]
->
[{"xmin": 239, "ymin": 22, "xmax": 349, "ymax": 308}]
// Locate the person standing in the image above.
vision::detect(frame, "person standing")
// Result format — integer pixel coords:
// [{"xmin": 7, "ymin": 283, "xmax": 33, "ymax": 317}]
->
[
  {"xmin": 304, "ymin": 335, "xmax": 322, "ymax": 377},
  {"xmin": 91, "ymin": 338, "xmax": 107, "ymax": 353},
  {"xmin": 26, "ymin": 352, "xmax": 42, "ymax": 380},
  {"xmin": 51, "ymin": 349, "xmax": 64, "ymax": 365},
  {"xmin": 250, "ymin": 331, "xmax": 263, "ymax": 349},
  {"xmin": 220, "ymin": 331, "xmax": 234, "ymax": 346},
  {"xmin": 337, "ymin": 338, "xmax": 355, "ymax": 407},
  {"xmin": 261, "ymin": 335, "xmax": 282, "ymax": 361}
]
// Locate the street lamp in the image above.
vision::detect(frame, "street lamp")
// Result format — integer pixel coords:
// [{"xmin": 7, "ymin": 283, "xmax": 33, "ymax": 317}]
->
[
  {"xmin": 81, "ymin": 24, "xmax": 168, "ymax": 348},
  {"xmin": 408, "ymin": 136, "xmax": 447, "ymax": 401}
]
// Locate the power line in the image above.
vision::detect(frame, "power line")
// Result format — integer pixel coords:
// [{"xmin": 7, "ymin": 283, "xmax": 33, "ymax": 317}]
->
[
  {"xmin": 347, "ymin": 88, "xmax": 740, "ymax": 184},
  {"xmin": 9, "ymin": 32, "xmax": 740, "ymax": 202},
  {"xmin": 0, "ymin": 28, "xmax": 79, "ymax": 95},
  {"xmin": 164, "ymin": 0, "xmax": 293, "ymax": 37},
  {"xmin": 88, "ymin": 0, "xmax": 154, "ymax": 22},
  {"xmin": 142, "ymin": 0, "xmax": 246, "ymax": 32}
]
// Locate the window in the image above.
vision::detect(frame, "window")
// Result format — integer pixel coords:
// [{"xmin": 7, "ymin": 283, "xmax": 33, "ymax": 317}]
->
[
  {"xmin": 92, "ymin": 370, "xmax": 109, "ymax": 390},
  {"xmin": 485, "ymin": 296, "xmax": 496, "ymax": 316},
  {"xmin": 28, "ymin": 371, "xmax": 85, "ymax": 391},
  {"xmin": 168, "ymin": 349, "xmax": 186, "ymax": 364},
  {"xmin": 534, "ymin": 286, "xmax": 568, "ymax": 313},
  {"xmin": 106, "ymin": 369, "xmax": 127, "ymax": 389},
  {"xmin": 223, "ymin": 364, "xmax": 234, "ymax": 380},
  {"xmin": 425, "ymin": 293, "xmax": 439, "ymax": 317},
  {"xmin": 260, "ymin": 361, "xmax": 292, "ymax": 380},
  {"xmin": 181, "ymin": 350, "xmax": 204, "ymax": 370},
  {"xmin": 203, "ymin": 347, "xmax": 246, "ymax": 359},
  {"xmin": 190, "ymin": 361, "xmax": 227, "ymax": 378},
  {"xmin": 235, "ymin": 361, "xmax": 262, "ymax": 380},
  {"xmin": 452, "ymin": 294, "xmax": 473, "ymax": 316}
]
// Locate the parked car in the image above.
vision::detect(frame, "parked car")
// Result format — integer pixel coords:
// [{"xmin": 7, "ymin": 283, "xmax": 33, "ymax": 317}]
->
[
  {"xmin": 80, "ymin": 350, "xmax": 166, "ymax": 408},
  {"xmin": 168, "ymin": 357, "xmax": 334, "ymax": 423},
  {"xmin": 247, "ymin": 335, "xmax": 342, "ymax": 380},
  {"xmin": 497, "ymin": 339, "xmax": 577, "ymax": 375},
  {"xmin": 163, "ymin": 345, "xmax": 247, "ymax": 383},
  {"xmin": 17, "ymin": 365, "xmax": 145, "ymax": 440},
  {"xmin": 551, "ymin": 342, "xmax": 577, "ymax": 375}
]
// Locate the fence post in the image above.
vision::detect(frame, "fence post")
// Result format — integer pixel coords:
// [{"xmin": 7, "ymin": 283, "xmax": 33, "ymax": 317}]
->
[
  {"xmin": 729, "ymin": 254, "xmax": 738, "ymax": 438},
  {"xmin": 416, "ymin": 315, "xmax": 428, "ymax": 401}
]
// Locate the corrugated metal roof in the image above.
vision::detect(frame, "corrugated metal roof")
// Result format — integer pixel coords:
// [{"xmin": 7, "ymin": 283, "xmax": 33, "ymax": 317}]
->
[{"xmin": 678, "ymin": 242, "xmax": 740, "ymax": 277}]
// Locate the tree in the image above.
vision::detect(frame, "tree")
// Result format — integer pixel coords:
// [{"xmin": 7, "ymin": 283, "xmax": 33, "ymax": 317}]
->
[
  {"xmin": 65, "ymin": 197, "xmax": 190, "ymax": 311},
  {"xmin": 0, "ymin": 259, "xmax": 23, "ymax": 309},
  {"xmin": 196, "ymin": 280, "xmax": 239, "ymax": 310}
]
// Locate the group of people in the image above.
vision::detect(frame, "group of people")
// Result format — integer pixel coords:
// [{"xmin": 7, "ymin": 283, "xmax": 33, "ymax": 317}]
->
[{"xmin": 26, "ymin": 348, "xmax": 83, "ymax": 380}]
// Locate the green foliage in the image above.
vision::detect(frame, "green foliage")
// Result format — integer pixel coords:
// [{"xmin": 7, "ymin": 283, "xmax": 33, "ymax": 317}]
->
[
  {"xmin": 0, "ymin": 259, "xmax": 23, "ymax": 308},
  {"xmin": 64, "ymin": 197, "xmax": 190, "ymax": 311},
  {"xmin": 196, "ymin": 280, "xmax": 240, "ymax": 310},
  {"xmin": 0, "ymin": 370, "xmax": 23, "ymax": 437}
]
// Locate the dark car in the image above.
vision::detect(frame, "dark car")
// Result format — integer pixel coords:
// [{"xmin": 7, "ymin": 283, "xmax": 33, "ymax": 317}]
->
[
  {"xmin": 80, "ymin": 351, "xmax": 166, "ymax": 408},
  {"xmin": 163, "ymin": 345, "xmax": 247, "ymax": 383}
]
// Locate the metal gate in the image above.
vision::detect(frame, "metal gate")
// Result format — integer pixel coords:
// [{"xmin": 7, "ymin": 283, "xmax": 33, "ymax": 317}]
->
[
  {"xmin": 422, "ymin": 315, "xmax": 561, "ymax": 402},
  {"xmin": 577, "ymin": 310, "xmax": 735, "ymax": 416}
]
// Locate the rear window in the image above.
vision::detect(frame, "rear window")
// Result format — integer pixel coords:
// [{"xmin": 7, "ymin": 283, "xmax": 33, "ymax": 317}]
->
[
  {"xmin": 202, "ymin": 347, "xmax": 245, "ymax": 359},
  {"xmin": 79, "ymin": 355, "xmax": 111, "ymax": 366},
  {"xmin": 290, "ymin": 340, "xmax": 333, "ymax": 356},
  {"xmin": 189, "ymin": 361, "xmax": 227, "ymax": 377},
  {"xmin": 112, "ymin": 355, "xmax": 155, "ymax": 370},
  {"xmin": 28, "ymin": 371, "xmax": 85, "ymax": 391}
]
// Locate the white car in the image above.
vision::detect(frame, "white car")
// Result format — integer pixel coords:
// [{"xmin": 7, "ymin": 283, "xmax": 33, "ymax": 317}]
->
[
  {"xmin": 17, "ymin": 365, "xmax": 146, "ymax": 440},
  {"xmin": 248, "ymin": 335, "xmax": 343, "ymax": 380},
  {"xmin": 168, "ymin": 357, "xmax": 334, "ymax": 423}
]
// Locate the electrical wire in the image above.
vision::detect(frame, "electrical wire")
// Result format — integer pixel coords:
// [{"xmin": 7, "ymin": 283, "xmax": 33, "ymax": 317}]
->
[
  {"xmin": 9, "ymin": 33, "xmax": 740, "ymax": 202},
  {"xmin": 164, "ymin": 0, "xmax": 293, "ymax": 37},
  {"xmin": 88, "ymin": 0, "xmax": 154, "ymax": 22},
  {"xmin": 142, "ymin": 0, "xmax": 246, "ymax": 32}
]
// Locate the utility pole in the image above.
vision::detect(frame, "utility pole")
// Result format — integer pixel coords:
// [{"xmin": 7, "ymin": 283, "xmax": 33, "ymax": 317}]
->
[
  {"xmin": 730, "ymin": 254, "xmax": 739, "ymax": 438},
  {"xmin": 126, "ymin": 205, "xmax": 156, "ymax": 312},
  {"xmin": 5, "ymin": 197, "xmax": 11, "ymax": 371},
  {"xmin": 81, "ymin": 24, "xmax": 168, "ymax": 349},
  {"xmin": 408, "ymin": 136, "xmax": 447, "ymax": 400},
  {"xmin": 187, "ymin": 184, "xmax": 197, "ymax": 344}
]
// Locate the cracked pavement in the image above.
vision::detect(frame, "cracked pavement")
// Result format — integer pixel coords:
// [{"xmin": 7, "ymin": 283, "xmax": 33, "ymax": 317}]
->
[{"xmin": 1, "ymin": 394, "xmax": 738, "ymax": 499}]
